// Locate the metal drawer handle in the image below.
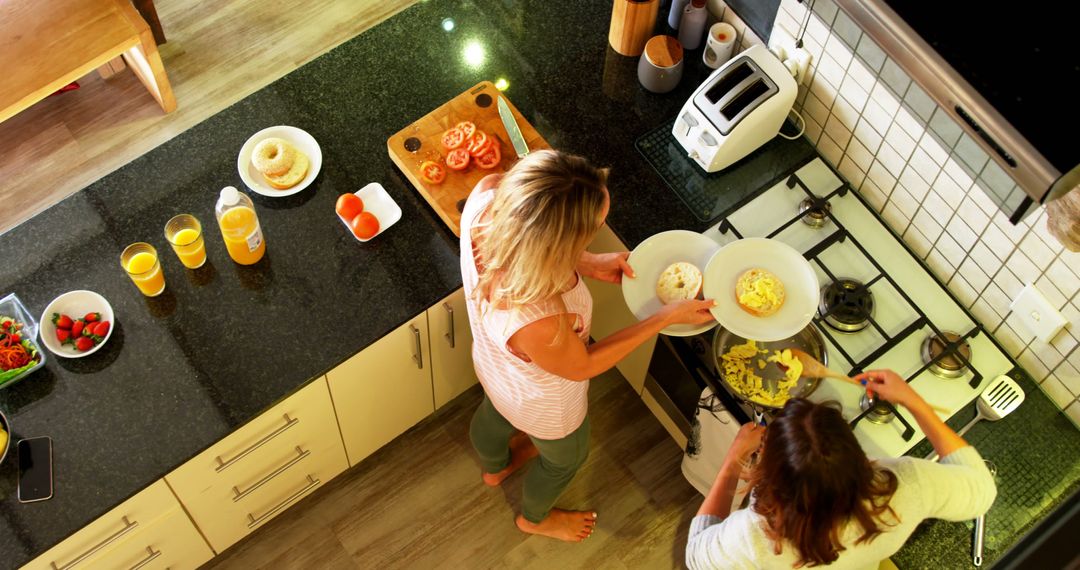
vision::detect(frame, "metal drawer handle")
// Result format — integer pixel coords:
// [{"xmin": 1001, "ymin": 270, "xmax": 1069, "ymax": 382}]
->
[
  {"xmin": 246, "ymin": 475, "xmax": 320, "ymax": 529},
  {"xmin": 215, "ymin": 414, "xmax": 299, "ymax": 472},
  {"xmin": 410, "ymin": 324, "xmax": 423, "ymax": 369},
  {"xmin": 51, "ymin": 516, "xmax": 139, "ymax": 570},
  {"xmin": 232, "ymin": 446, "xmax": 311, "ymax": 502},
  {"xmin": 443, "ymin": 303, "xmax": 455, "ymax": 348},
  {"xmin": 128, "ymin": 547, "xmax": 161, "ymax": 570}
]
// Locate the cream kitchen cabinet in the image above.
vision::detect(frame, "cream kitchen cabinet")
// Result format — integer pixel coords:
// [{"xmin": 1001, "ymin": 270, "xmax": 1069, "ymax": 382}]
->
[
  {"xmin": 24, "ymin": 480, "xmax": 212, "ymax": 570},
  {"xmin": 428, "ymin": 288, "xmax": 479, "ymax": 409},
  {"xmin": 327, "ymin": 313, "xmax": 436, "ymax": 466},
  {"xmin": 585, "ymin": 224, "xmax": 656, "ymax": 394},
  {"xmin": 165, "ymin": 377, "xmax": 348, "ymax": 554}
]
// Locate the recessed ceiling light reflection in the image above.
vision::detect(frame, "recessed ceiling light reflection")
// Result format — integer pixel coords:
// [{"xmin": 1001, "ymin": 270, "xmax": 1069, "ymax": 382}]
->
[
  {"xmin": 463, "ymin": 40, "xmax": 486, "ymax": 68},
  {"xmin": 441, "ymin": 18, "xmax": 455, "ymax": 32},
  {"xmin": 494, "ymin": 77, "xmax": 510, "ymax": 91}
]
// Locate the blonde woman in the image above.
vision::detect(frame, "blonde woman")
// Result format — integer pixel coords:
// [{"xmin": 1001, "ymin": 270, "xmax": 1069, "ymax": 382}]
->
[{"xmin": 461, "ymin": 150, "xmax": 715, "ymax": 542}]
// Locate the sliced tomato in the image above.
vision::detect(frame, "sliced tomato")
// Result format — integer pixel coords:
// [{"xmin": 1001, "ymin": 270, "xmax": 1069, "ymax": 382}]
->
[
  {"xmin": 441, "ymin": 127, "xmax": 466, "ymax": 150},
  {"xmin": 476, "ymin": 144, "xmax": 502, "ymax": 169},
  {"xmin": 419, "ymin": 160, "xmax": 446, "ymax": 184},
  {"xmin": 456, "ymin": 121, "xmax": 476, "ymax": 139},
  {"xmin": 446, "ymin": 148, "xmax": 470, "ymax": 171},
  {"xmin": 466, "ymin": 131, "xmax": 490, "ymax": 156}
]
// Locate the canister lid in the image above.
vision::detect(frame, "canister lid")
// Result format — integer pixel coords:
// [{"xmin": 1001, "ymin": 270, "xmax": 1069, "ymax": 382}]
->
[{"xmin": 644, "ymin": 35, "xmax": 684, "ymax": 68}]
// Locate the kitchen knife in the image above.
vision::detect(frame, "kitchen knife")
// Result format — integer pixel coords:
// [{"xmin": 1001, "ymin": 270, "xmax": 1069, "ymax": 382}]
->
[{"xmin": 497, "ymin": 96, "xmax": 530, "ymax": 159}]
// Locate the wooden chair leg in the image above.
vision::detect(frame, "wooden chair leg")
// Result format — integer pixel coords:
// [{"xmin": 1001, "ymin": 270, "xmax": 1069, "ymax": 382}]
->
[{"xmin": 132, "ymin": 0, "xmax": 166, "ymax": 45}]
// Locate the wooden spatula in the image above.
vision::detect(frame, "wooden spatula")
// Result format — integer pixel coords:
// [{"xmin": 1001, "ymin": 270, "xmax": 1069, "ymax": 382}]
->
[{"xmin": 790, "ymin": 348, "xmax": 950, "ymax": 414}]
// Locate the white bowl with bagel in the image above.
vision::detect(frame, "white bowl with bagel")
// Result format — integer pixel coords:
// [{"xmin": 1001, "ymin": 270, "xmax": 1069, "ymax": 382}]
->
[
  {"xmin": 622, "ymin": 230, "xmax": 720, "ymax": 337},
  {"xmin": 702, "ymin": 237, "xmax": 819, "ymax": 342},
  {"xmin": 238, "ymin": 126, "xmax": 322, "ymax": 197}
]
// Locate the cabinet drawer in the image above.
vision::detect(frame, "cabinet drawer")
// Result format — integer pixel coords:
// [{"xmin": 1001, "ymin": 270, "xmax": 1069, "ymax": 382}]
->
[
  {"xmin": 170, "ymin": 440, "xmax": 347, "ymax": 553},
  {"xmin": 24, "ymin": 480, "xmax": 180, "ymax": 570},
  {"xmin": 81, "ymin": 504, "xmax": 213, "ymax": 570},
  {"xmin": 167, "ymin": 377, "xmax": 341, "ymax": 498}
]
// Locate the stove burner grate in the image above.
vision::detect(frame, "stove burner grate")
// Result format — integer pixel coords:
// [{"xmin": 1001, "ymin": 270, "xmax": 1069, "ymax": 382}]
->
[
  {"xmin": 922, "ymin": 331, "xmax": 972, "ymax": 378},
  {"xmin": 819, "ymin": 279, "xmax": 874, "ymax": 333}
]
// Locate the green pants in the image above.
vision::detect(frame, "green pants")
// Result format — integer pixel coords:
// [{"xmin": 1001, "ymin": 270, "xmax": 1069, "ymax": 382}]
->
[{"xmin": 470, "ymin": 394, "xmax": 591, "ymax": 523}]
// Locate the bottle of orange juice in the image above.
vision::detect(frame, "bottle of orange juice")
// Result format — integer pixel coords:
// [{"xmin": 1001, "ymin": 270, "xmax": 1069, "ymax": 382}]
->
[{"xmin": 215, "ymin": 186, "xmax": 266, "ymax": 265}]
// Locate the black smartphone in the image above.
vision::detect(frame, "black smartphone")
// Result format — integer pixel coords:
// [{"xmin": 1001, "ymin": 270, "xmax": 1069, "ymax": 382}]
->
[{"xmin": 17, "ymin": 436, "xmax": 53, "ymax": 503}]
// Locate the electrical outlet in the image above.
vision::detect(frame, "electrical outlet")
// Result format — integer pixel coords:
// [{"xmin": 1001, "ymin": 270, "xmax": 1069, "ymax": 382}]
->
[
  {"xmin": 767, "ymin": 28, "xmax": 812, "ymax": 84},
  {"xmin": 1009, "ymin": 284, "xmax": 1067, "ymax": 344}
]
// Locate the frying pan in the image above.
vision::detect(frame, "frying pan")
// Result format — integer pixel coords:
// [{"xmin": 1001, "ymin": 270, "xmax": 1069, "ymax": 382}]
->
[{"xmin": 712, "ymin": 323, "xmax": 827, "ymax": 418}]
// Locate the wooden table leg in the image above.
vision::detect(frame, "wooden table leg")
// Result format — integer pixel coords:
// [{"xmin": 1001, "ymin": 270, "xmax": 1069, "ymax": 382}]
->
[
  {"xmin": 115, "ymin": 0, "xmax": 176, "ymax": 113},
  {"xmin": 132, "ymin": 0, "xmax": 166, "ymax": 45}
]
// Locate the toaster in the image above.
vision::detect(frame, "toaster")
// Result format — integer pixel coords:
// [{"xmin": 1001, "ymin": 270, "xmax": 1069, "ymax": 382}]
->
[{"xmin": 673, "ymin": 44, "xmax": 797, "ymax": 172}]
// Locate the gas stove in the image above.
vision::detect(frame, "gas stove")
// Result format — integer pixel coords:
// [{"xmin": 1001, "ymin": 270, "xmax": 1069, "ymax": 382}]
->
[{"xmin": 671, "ymin": 158, "xmax": 1012, "ymax": 459}]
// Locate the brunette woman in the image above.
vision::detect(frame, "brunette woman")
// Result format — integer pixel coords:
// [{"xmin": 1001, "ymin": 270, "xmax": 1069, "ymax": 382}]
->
[{"xmin": 686, "ymin": 369, "xmax": 997, "ymax": 568}]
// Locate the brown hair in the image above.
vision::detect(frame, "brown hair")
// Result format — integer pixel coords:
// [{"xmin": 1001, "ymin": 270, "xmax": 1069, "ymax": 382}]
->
[{"xmin": 750, "ymin": 399, "xmax": 899, "ymax": 567}]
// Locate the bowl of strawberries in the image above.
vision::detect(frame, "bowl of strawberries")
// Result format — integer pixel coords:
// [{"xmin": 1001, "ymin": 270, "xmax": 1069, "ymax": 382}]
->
[{"xmin": 39, "ymin": 290, "xmax": 115, "ymax": 358}]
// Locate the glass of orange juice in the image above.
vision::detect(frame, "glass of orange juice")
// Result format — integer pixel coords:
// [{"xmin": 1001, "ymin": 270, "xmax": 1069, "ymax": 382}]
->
[
  {"xmin": 121, "ymin": 243, "xmax": 166, "ymax": 297},
  {"xmin": 165, "ymin": 214, "xmax": 207, "ymax": 269}
]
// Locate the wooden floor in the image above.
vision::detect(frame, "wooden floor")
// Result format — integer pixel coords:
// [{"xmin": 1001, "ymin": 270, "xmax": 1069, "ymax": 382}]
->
[
  {"xmin": 0, "ymin": 0, "xmax": 415, "ymax": 234},
  {"xmin": 204, "ymin": 371, "xmax": 701, "ymax": 569}
]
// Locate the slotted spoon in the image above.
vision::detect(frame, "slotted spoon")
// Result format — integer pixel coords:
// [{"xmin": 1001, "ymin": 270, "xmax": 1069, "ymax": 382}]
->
[{"xmin": 926, "ymin": 375, "xmax": 1025, "ymax": 461}]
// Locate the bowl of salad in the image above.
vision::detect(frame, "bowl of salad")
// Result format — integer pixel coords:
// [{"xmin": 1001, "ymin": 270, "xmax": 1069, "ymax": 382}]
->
[{"xmin": 0, "ymin": 293, "xmax": 45, "ymax": 390}]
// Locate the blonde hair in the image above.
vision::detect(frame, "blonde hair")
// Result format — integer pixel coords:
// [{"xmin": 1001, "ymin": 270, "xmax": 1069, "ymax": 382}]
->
[{"xmin": 475, "ymin": 150, "xmax": 609, "ymax": 310}]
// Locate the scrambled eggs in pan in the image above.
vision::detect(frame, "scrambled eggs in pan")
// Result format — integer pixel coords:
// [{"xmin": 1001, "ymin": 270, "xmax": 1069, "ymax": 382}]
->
[{"xmin": 720, "ymin": 340, "xmax": 805, "ymax": 407}]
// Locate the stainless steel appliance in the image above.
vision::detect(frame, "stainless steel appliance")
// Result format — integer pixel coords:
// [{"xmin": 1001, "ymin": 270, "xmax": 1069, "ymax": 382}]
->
[{"xmin": 653, "ymin": 158, "xmax": 1013, "ymax": 459}]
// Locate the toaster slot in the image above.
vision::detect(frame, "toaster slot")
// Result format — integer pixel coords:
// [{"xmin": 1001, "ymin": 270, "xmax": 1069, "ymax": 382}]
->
[
  {"xmin": 704, "ymin": 61, "xmax": 753, "ymax": 104},
  {"xmin": 721, "ymin": 79, "xmax": 770, "ymax": 122}
]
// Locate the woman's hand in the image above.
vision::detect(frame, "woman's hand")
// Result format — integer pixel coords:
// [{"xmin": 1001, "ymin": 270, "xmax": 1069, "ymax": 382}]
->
[
  {"xmin": 578, "ymin": 251, "xmax": 635, "ymax": 284},
  {"xmin": 725, "ymin": 423, "xmax": 766, "ymax": 468},
  {"xmin": 657, "ymin": 298, "xmax": 716, "ymax": 326},
  {"xmin": 853, "ymin": 369, "xmax": 927, "ymax": 412}
]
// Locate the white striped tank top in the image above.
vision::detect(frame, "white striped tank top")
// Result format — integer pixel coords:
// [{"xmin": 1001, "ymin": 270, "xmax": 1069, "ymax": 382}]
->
[{"xmin": 459, "ymin": 186, "xmax": 592, "ymax": 440}]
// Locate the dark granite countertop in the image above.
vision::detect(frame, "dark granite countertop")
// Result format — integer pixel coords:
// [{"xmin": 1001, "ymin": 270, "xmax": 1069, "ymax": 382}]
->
[{"xmin": 0, "ymin": 1, "xmax": 1076, "ymax": 568}]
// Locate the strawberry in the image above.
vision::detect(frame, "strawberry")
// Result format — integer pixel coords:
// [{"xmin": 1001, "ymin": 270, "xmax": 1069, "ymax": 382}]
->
[
  {"xmin": 91, "ymin": 321, "xmax": 110, "ymax": 337},
  {"xmin": 71, "ymin": 320, "xmax": 84, "ymax": 337},
  {"xmin": 56, "ymin": 328, "xmax": 71, "ymax": 343},
  {"xmin": 75, "ymin": 336, "xmax": 94, "ymax": 351},
  {"xmin": 52, "ymin": 313, "xmax": 73, "ymax": 329},
  {"xmin": 84, "ymin": 312, "xmax": 101, "ymax": 323}
]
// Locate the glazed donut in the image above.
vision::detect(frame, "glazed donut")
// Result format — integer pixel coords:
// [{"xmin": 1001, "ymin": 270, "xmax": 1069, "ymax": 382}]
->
[{"xmin": 251, "ymin": 138, "xmax": 296, "ymax": 176}]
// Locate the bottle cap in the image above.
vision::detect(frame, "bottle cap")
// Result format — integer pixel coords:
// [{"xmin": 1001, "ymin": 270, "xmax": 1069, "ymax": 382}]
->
[
  {"xmin": 219, "ymin": 186, "xmax": 240, "ymax": 206},
  {"xmin": 691, "ymin": 0, "xmax": 706, "ymax": 7}
]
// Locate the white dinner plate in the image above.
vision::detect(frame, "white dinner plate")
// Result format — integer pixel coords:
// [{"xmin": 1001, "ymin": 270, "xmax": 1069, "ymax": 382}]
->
[
  {"xmin": 621, "ymin": 230, "xmax": 720, "ymax": 337},
  {"xmin": 703, "ymin": 237, "xmax": 819, "ymax": 342},
  {"xmin": 337, "ymin": 183, "xmax": 403, "ymax": 242},
  {"xmin": 237, "ymin": 126, "xmax": 323, "ymax": 197}
]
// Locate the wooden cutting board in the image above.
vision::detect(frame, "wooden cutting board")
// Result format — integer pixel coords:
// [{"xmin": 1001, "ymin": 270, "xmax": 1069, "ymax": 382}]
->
[{"xmin": 387, "ymin": 81, "xmax": 549, "ymax": 236}]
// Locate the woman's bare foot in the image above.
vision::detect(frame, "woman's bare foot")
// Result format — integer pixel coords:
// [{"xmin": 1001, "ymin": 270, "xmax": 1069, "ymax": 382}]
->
[
  {"xmin": 482, "ymin": 432, "xmax": 539, "ymax": 486},
  {"xmin": 515, "ymin": 510, "xmax": 597, "ymax": 542}
]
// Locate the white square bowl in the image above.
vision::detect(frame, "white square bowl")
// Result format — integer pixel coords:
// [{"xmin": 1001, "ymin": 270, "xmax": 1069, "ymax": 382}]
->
[{"xmin": 337, "ymin": 183, "xmax": 402, "ymax": 242}]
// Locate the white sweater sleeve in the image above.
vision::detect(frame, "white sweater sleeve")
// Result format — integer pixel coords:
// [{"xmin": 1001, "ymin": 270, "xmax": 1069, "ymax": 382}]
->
[{"xmin": 891, "ymin": 445, "xmax": 997, "ymax": 521}]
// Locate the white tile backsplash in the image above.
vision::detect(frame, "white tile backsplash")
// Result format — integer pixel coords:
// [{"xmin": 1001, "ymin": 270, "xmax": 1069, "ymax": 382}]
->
[{"xmin": 766, "ymin": 1, "xmax": 1080, "ymax": 420}]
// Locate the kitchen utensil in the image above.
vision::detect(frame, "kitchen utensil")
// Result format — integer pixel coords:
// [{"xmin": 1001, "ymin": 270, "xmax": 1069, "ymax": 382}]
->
[
  {"xmin": 386, "ymin": 81, "xmax": 549, "ymax": 237},
  {"xmin": 39, "ymin": 290, "xmax": 115, "ymax": 358},
  {"xmin": 672, "ymin": 44, "xmax": 797, "ymax": 172},
  {"xmin": 497, "ymin": 96, "xmax": 529, "ymax": 159},
  {"xmin": 121, "ymin": 242, "xmax": 167, "ymax": 297},
  {"xmin": 0, "ymin": 293, "xmax": 46, "ymax": 390},
  {"xmin": 336, "ymin": 183, "xmax": 402, "ymax": 242},
  {"xmin": 164, "ymin": 214, "xmax": 207, "ymax": 269},
  {"xmin": 703, "ymin": 22, "xmax": 737, "ymax": 69},
  {"xmin": 973, "ymin": 459, "xmax": 998, "ymax": 566},
  {"xmin": 237, "ymin": 126, "xmax": 323, "ymax": 198},
  {"xmin": 926, "ymin": 375, "xmax": 1025, "ymax": 461},
  {"xmin": 790, "ymin": 348, "xmax": 854, "ymax": 384},
  {"xmin": 637, "ymin": 35, "xmax": 684, "ymax": 94},
  {"xmin": 621, "ymin": 230, "xmax": 720, "ymax": 337},
  {"xmin": 608, "ymin": 0, "xmax": 659, "ymax": 57},
  {"xmin": 711, "ymin": 323, "xmax": 826, "ymax": 412},
  {"xmin": 702, "ymin": 237, "xmax": 819, "ymax": 342}
]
